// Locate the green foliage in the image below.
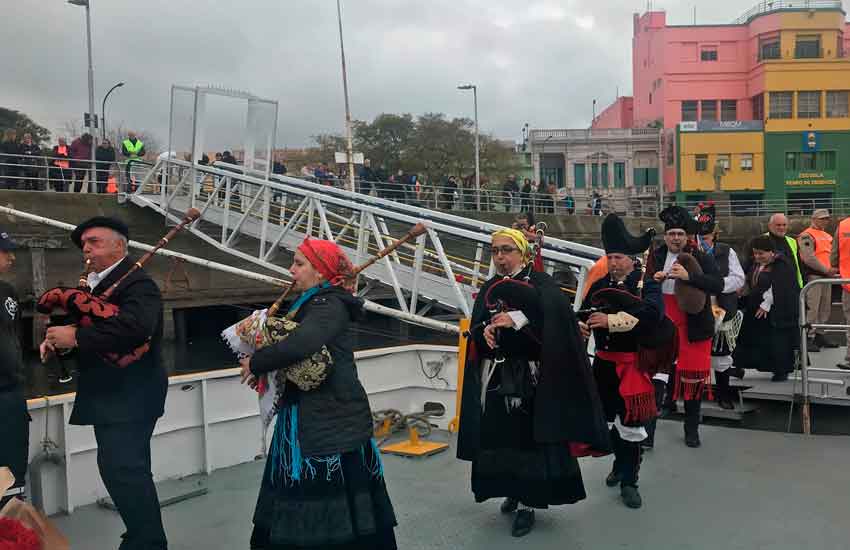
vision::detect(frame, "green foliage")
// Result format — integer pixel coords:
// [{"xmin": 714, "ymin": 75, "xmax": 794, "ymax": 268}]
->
[
  {"xmin": 313, "ymin": 112, "xmax": 519, "ymax": 184},
  {"xmin": 0, "ymin": 108, "xmax": 51, "ymax": 146}
]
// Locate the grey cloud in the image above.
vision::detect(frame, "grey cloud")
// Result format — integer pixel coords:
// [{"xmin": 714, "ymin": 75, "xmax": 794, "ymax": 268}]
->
[{"xmin": 0, "ymin": 0, "xmax": 755, "ymax": 150}]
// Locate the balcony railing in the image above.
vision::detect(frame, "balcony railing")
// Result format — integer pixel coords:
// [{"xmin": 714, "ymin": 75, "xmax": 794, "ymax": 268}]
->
[
  {"xmin": 529, "ymin": 128, "xmax": 660, "ymax": 142},
  {"xmin": 735, "ymin": 1, "xmax": 844, "ymax": 25}
]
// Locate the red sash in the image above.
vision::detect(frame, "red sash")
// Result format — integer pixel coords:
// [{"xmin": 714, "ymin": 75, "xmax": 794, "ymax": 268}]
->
[{"xmin": 663, "ymin": 294, "xmax": 712, "ymax": 401}]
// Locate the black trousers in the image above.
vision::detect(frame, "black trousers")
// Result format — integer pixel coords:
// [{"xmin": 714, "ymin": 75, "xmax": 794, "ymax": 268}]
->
[
  {"xmin": 94, "ymin": 420, "xmax": 167, "ymax": 550},
  {"xmin": 0, "ymin": 388, "xmax": 29, "ymax": 509},
  {"xmin": 610, "ymin": 428, "xmax": 641, "ymax": 487}
]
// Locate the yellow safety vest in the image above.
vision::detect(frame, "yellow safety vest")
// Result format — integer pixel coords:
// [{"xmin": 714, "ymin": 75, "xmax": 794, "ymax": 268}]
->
[{"xmin": 122, "ymin": 138, "xmax": 144, "ymax": 158}]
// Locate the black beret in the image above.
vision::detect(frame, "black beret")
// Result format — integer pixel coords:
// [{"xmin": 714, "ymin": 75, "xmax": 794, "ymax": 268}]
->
[{"xmin": 71, "ymin": 217, "xmax": 130, "ymax": 248}]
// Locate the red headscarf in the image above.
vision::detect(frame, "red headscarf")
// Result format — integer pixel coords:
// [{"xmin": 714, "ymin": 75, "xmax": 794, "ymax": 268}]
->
[{"xmin": 297, "ymin": 237, "xmax": 356, "ymax": 292}]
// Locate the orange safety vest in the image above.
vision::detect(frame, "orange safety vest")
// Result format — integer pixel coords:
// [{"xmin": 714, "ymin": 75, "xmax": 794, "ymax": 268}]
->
[
  {"xmin": 800, "ymin": 227, "xmax": 833, "ymax": 273},
  {"xmin": 54, "ymin": 145, "xmax": 70, "ymax": 169},
  {"xmin": 838, "ymin": 217, "xmax": 850, "ymax": 292}
]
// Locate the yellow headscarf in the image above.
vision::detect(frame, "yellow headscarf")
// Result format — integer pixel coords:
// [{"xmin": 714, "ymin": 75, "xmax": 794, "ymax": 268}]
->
[{"xmin": 492, "ymin": 228, "xmax": 531, "ymax": 262}]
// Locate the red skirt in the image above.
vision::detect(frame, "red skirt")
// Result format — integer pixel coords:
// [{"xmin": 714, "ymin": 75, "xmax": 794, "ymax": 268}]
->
[{"xmin": 663, "ymin": 294, "xmax": 712, "ymax": 401}]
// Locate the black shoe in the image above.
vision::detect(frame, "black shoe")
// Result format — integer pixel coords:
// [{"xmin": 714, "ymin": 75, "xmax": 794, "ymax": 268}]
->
[
  {"xmin": 717, "ymin": 398, "xmax": 735, "ymax": 410},
  {"xmin": 837, "ymin": 363, "xmax": 850, "ymax": 371},
  {"xmin": 685, "ymin": 432, "xmax": 701, "ymax": 448},
  {"xmin": 511, "ymin": 509, "xmax": 535, "ymax": 537},
  {"xmin": 605, "ymin": 469, "xmax": 621, "ymax": 487},
  {"xmin": 500, "ymin": 497, "xmax": 518, "ymax": 514},
  {"xmin": 620, "ymin": 485, "xmax": 643, "ymax": 509},
  {"xmin": 771, "ymin": 373, "xmax": 789, "ymax": 382}
]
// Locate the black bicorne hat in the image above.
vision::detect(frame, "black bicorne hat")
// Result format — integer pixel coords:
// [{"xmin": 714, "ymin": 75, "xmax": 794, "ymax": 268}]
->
[
  {"xmin": 659, "ymin": 205, "xmax": 695, "ymax": 233},
  {"xmin": 693, "ymin": 202, "xmax": 716, "ymax": 236},
  {"xmin": 601, "ymin": 214, "xmax": 655, "ymax": 255}
]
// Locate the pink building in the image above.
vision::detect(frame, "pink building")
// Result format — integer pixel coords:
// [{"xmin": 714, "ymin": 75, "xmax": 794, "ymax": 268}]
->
[{"xmin": 592, "ymin": 97, "xmax": 633, "ymax": 129}]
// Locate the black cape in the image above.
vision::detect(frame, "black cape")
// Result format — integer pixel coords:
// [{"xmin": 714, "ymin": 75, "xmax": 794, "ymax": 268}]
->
[{"xmin": 457, "ymin": 266, "xmax": 610, "ymax": 461}]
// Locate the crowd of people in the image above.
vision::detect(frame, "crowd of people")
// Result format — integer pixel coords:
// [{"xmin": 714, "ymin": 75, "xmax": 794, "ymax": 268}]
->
[{"xmin": 0, "ymin": 130, "xmax": 150, "ymax": 193}]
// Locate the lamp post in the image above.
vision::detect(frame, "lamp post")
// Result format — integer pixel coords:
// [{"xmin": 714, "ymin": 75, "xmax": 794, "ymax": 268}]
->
[
  {"xmin": 69, "ymin": 0, "xmax": 96, "ymax": 189},
  {"xmin": 458, "ymin": 84, "xmax": 480, "ymax": 210},
  {"xmin": 101, "ymin": 81, "xmax": 124, "ymax": 141},
  {"xmin": 336, "ymin": 0, "xmax": 356, "ymax": 192}
]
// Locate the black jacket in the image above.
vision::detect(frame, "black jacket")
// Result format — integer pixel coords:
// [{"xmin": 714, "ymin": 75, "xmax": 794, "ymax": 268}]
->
[
  {"xmin": 95, "ymin": 145, "xmax": 116, "ymax": 163},
  {"xmin": 0, "ymin": 281, "xmax": 24, "ymax": 391},
  {"xmin": 457, "ymin": 266, "xmax": 610, "ymax": 460},
  {"xmin": 249, "ymin": 286, "xmax": 374, "ymax": 457},
  {"xmin": 648, "ymin": 244, "xmax": 724, "ymax": 342},
  {"xmin": 745, "ymin": 255, "xmax": 800, "ymax": 329},
  {"xmin": 70, "ymin": 257, "xmax": 167, "ymax": 425}
]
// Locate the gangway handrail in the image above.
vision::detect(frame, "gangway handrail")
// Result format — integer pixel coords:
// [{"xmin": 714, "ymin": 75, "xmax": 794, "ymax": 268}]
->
[
  {"xmin": 0, "ymin": 205, "xmax": 459, "ymax": 335},
  {"xmin": 798, "ymin": 277, "xmax": 850, "ymax": 434},
  {"xmin": 209, "ymin": 159, "xmax": 605, "ymax": 261}
]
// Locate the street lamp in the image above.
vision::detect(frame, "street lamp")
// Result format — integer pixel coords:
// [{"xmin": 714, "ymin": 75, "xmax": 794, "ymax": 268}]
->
[
  {"xmin": 458, "ymin": 84, "xmax": 480, "ymax": 210},
  {"xmin": 101, "ymin": 81, "xmax": 125, "ymax": 141},
  {"xmin": 69, "ymin": 0, "xmax": 97, "ymax": 189},
  {"xmin": 336, "ymin": 0, "xmax": 356, "ymax": 192}
]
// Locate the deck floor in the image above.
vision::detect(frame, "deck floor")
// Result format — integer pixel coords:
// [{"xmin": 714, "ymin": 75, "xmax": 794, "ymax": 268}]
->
[{"xmin": 52, "ymin": 420, "xmax": 850, "ymax": 550}]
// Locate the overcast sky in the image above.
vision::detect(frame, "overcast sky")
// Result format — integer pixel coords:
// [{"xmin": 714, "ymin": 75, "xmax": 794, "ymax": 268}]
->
[{"xmin": 2, "ymin": 0, "xmax": 778, "ymax": 150}]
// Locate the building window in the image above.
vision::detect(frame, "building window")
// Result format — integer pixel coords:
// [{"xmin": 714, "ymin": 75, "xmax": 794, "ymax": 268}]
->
[
  {"xmin": 574, "ymin": 163, "xmax": 586, "ymax": 189},
  {"xmin": 720, "ymin": 100, "xmax": 737, "ymax": 121},
  {"xmin": 701, "ymin": 48, "xmax": 718, "ymax": 61},
  {"xmin": 752, "ymin": 94, "xmax": 764, "ymax": 120},
  {"xmin": 826, "ymin": 91, "xmax": 849, "ymax": 118},
  {"xmin": 682, "ymin": 100, "xmax": 698, "ymax": 122},
  {"xmin": 795, "ymin": 35, "xmax": 821, "ymax": 59},
  {"xmin": 800, "ymin": 153, "xmax": 817, "ymax": 170},
  {"xmin": 798, "ymin": 91, "xmax": 821, "ymax": 118},
  {"xmin": 740, "ymin": 154, "xmax": 754, "ymax": 171},
  {"xmin": 769, "ymin": 92, "xmax": 793, "ymax": 119},
  {"xmin": 695, "ymin": 154, "xmax": 708, "ymax": 172},
  {"xmin": 614, "ymin": 162, "xmax": 626, "ymax": 188},
  {"xmin": 591, "ymin": 164, "xmax": 599, "ymax": 187},
  {"xmin": 701, "ymin": 100, "xmax": 717, "ymax": 121},
  {"xmin": 759, "ymin": 38, "xmax": 781, "ymax": 60},
  {"xmin": 785, "ymin": 152, "xmax": 797, "ymax": 171},
  {"xmin": 821, "ymin": 151, "xmax": 837, "ymax": 171},
  {"xmin": 716, "ymin": 154, "xmax": 731, "ymax": 171},
  {"xmin": 601, "ymin": 163, "xmax": 609, "ymax": 188}
]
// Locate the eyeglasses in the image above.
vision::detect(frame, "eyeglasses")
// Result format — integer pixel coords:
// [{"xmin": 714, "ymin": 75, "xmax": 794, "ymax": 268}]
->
[{"xmin": 491, "ymin": 246, "xmax": 519, "ymax": 256}]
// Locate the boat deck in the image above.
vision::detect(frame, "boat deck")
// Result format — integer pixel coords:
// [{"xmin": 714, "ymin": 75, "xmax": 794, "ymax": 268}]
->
[{"xmin": 53, "ymin": 420, "xmax": 850, "ymax": 550}]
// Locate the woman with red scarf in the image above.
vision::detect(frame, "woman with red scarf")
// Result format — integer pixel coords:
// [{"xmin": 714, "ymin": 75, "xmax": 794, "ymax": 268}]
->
[{"xmin": 240, "ymin": 238, "xmax": 397, "ymax": 550}]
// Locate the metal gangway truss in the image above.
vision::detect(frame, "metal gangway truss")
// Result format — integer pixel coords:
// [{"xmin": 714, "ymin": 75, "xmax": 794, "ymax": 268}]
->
[{"xmin": 126, "ymin": 158, "xmax": 602, "ymax": 331}]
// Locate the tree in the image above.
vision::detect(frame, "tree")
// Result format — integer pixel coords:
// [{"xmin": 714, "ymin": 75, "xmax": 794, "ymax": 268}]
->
[
  {"xmin": 0, "ymin": 108, "xmax": 51, "ymax": 146},
  {"xmin": 311, "ymin": 133, "xmax": 347, "ymax": 166},
  {"xmin": 353, "ymin": 113, "xmax": 415, "ymax": 174},
  {"xmin": 407, "ymin": 113, "xmax": 474, "ymax": 183}
]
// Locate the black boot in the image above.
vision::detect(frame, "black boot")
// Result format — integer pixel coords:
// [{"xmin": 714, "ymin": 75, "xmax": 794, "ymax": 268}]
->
[
  {"xmin": 644, "ymin": 379, "xmax": 667, "ymax": 448},
  {"xmin": 500, "ymin": 497, "xmax": 519, "ymax": 514},
  {"xmin": 715, "ymin": 370, "xmax": 734, "ymax": 410},
  {"xmin": 683, "ymin": 399, "xmax": 701, "ymax": 448},
  {"xmin": 620, "ymin": 485, "xmax": 643, "ymax": 509},
  {"xmin": 512, "ymin": 509, "xmax": 535, "ymax": 537},
  {"xmin": 607, "ymin": 427, "xmax": 623, "ymax": 486}
]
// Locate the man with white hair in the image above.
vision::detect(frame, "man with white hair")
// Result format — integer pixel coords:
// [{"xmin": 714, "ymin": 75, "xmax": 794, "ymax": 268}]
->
[
  {"xmin": 40, "ymin": 216, "xmax": 168, "ymax": 549},
  {"xmin": 764, "ymin": 213, "xmax": 803, "ymax": 288}
]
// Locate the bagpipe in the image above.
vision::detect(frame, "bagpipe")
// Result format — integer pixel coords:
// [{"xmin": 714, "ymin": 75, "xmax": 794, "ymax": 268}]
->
[
  {"xmin": 221, "ymin": 223, "xmax": 428, "ymax": 427},
  {"xmin": 36, "ymin": 208, "xmax": 201, "ymax": 369}
]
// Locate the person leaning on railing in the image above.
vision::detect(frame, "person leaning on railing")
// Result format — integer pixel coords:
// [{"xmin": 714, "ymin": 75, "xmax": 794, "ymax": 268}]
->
[
  {"xmin": 95, "ymin": 140, "xmax": 116, "ymax": 194},
  {"xmin": 50, "ymin": 138, "xmax": 72, "ymax": 192},
  {"xmin": 17, "ymin": 133, "xmax": 42, "ymax": 191}
]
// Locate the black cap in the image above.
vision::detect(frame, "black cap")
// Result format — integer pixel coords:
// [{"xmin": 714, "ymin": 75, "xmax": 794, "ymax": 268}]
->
[
  {"xmin": 71, "ymin": 217, "xmax": 130, "ymax": 248},
  {"xmin": 693, "ymin": 203, "xmax": 716, "ymax": 236},
  {"xmin": 601, "ymin": 214, "xmax": 655, "ymax": 255},
  {"xmin": 0, "ymin": 230, "xmax": 15, "ymax": 251},
  {"xmin": 660, "ymin": 205, "xmax": 696, "ymax": 233}
]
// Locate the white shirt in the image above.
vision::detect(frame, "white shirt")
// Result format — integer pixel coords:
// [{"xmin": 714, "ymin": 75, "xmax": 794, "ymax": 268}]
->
[
  {"xmin": 723, "ymin": 248, "xmax": 746, "ymax": 295},
  {"xmin": 87, "ymin": 256, "xmax": 127, "ymax": 290},
  {"xmin": 661, "ymin": 251, "xmax": 678, "ymax": 295}
]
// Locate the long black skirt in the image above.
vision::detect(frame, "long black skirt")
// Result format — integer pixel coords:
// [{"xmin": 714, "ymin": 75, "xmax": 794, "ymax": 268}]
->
[
  {"xmin": 471, "ymin": 369, "xmax": 586, "ymax": 508},
  {"xmin": 251, "ymin": 408, "xmax": 397, "ymax": 549},
  {"xmin": 733, "ymin": 313, "xmax": 797, "ymax": 375}
]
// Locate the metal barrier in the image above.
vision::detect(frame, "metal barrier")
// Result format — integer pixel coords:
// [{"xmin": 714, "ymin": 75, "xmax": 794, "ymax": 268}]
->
[
  {"xmin": 0, "ymin": 152, "xmax": 126, "ymax": 194},
  {"xmin": 798, "ymin": 277, "xmax": 850, "ymax": 434}
]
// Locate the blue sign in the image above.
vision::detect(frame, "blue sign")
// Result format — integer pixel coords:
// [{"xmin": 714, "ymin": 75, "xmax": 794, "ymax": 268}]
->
[{"xmin": 803, "ymin": 131, "xmax": 819, "ymax": 152}]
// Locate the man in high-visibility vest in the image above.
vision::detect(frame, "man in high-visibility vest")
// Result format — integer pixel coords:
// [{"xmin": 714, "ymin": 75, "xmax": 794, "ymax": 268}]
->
[
  {"xmin": 831, "ymin": 215, "xmax": 850, "ymax": 370},
  {"xmin": 122, "ymin": 131, "xmax": 145, "ymax": 191},
  {"xmin": 799, "ymin": 209, "xmax": 839, "ymax": 352}
]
